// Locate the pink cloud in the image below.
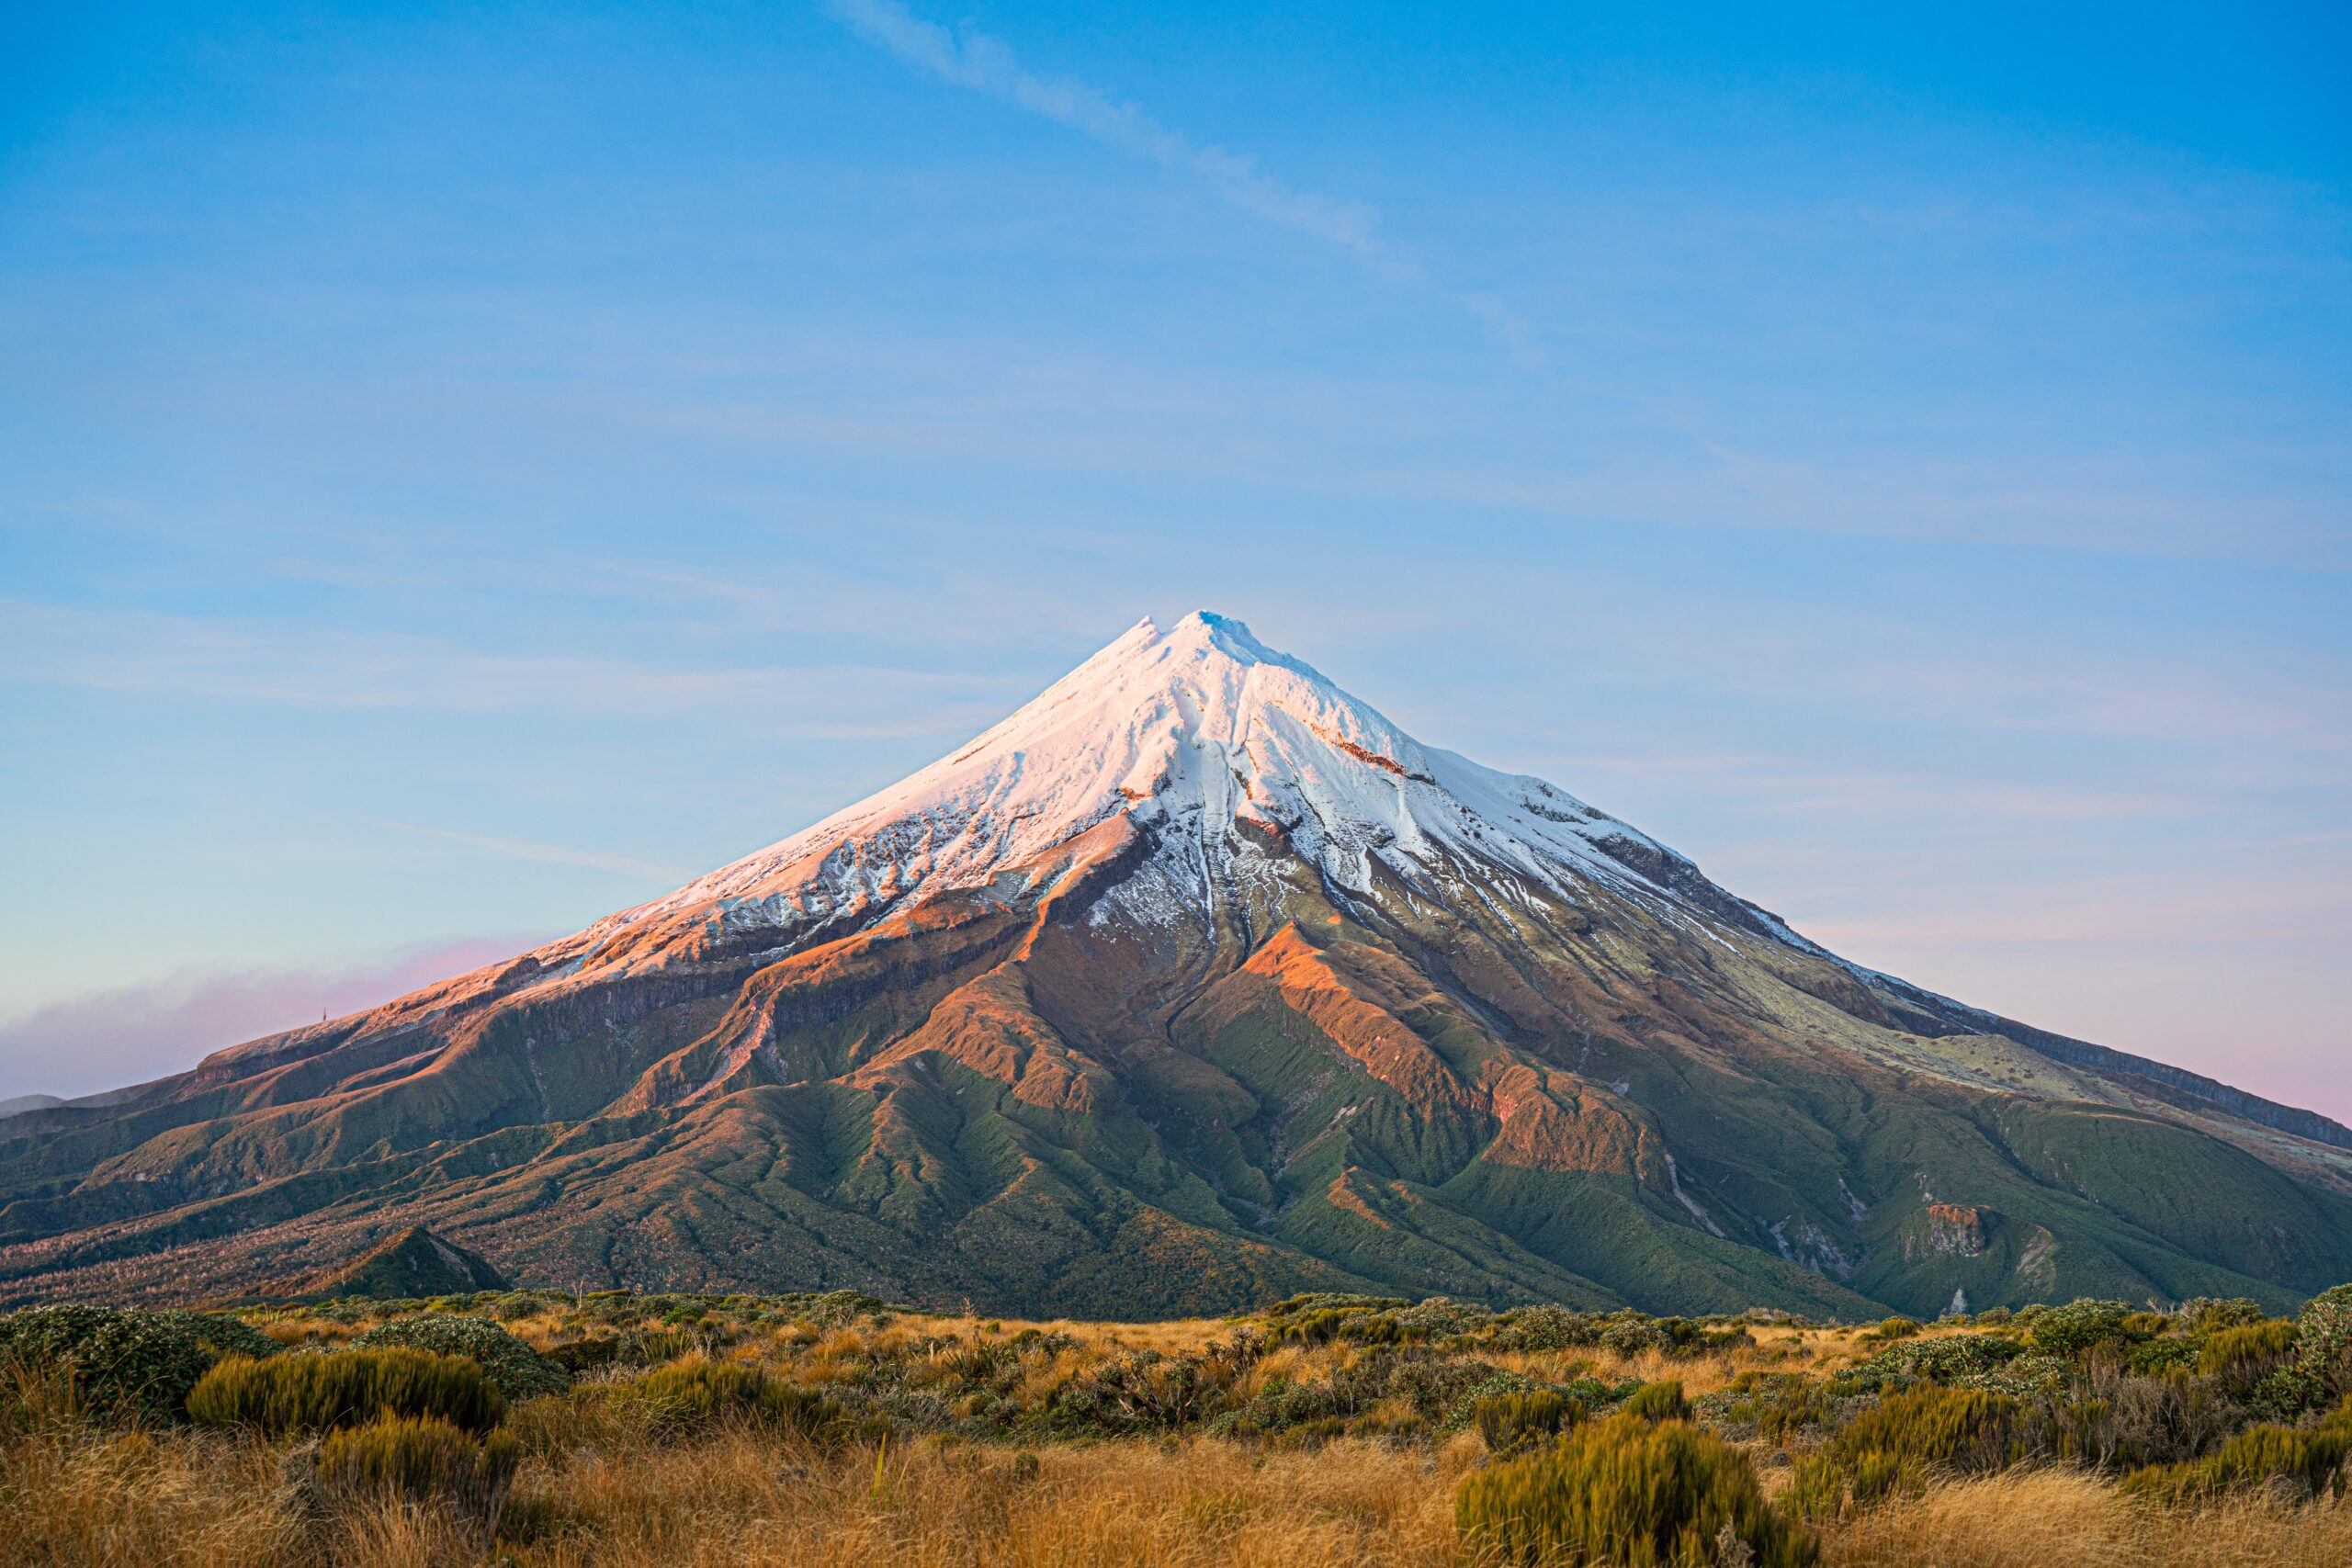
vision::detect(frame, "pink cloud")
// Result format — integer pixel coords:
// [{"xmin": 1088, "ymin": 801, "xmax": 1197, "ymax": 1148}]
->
[{"xmin": 0, "ymin": 936, "xmax": 544, "ymax": 1102}]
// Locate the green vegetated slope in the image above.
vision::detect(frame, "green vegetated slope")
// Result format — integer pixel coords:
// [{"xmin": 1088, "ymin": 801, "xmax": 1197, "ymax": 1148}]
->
[
  {"xmin": 3, "ymin": 818, "xmax": 2348, "ymax": 1322},
  {"xmin": 310, "ymin": 1226, "xmax": 508, "ymax": 1300}
]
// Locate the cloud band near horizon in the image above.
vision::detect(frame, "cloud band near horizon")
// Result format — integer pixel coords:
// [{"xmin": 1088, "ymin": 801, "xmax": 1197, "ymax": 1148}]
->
[{"xmin": 0, "ymin": 937, "xmax": 548, "ymax": 1101}]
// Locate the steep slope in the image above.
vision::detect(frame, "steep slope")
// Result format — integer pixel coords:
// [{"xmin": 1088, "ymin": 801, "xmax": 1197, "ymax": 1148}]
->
[{"xmin": 3, "ymin": 612, "xmax": 2348, "ymax": 1316}]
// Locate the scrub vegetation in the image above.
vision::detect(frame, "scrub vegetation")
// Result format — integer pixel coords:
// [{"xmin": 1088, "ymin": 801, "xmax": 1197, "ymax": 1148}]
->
[{"xmin": 5, "ymin": 1282, "xmax": 2352, "ymax": 1565}]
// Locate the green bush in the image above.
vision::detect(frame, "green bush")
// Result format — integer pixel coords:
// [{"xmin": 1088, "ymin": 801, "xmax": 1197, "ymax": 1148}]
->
[
  {"xmin": 2199, "ymin": 1320, "xmax": 2300, "ymax": 1393},
  {"xmin": 2120, "ymin": 1420, "xmax": 2350, "ymax": 1506},
  {"xmin": 1848, "ymin": 1332, "xmax": 2023, "ymax": 1390},
  {"xmin": 1782, "ymin": 1453, "xmax": 1845, "ymax": 1521},
  {"xmin": 1455, "ymin": 1412, "xmax": 1816, "ymax": 1567},
  {"xmin": 0, "ymin": 1304, "xmax": 215, "ymax": 1424},
  {"xmin": 1870, "ymin": 1317, "xmax": 1921, "ymax": 1342},
  {"xmin": 1267, "ymin": 1305, "xmax": 1407, "ymax": 1347},
  {"xmin": 2297, "ymin": 1284, "xmax": 2352, "ymax": 1396},
  {"xmin": 2177, "ymin": 1297, "xmax": 2267, "ymax": 1335},
  {"xmin": 155, "ymin": 1311, "xmax": 280, "ymax": 1363},
  {"xmin": 314, "ymin": 1414, "xmax": 520, "ymax": 1544},
  {"xmin": 2030, "ymin": 1300, "xmax": 2136, "ymax": 1358},
  {"xmin": 187, "ymin": 1348, "xmax": 503, "ymax": 1436},
  {"xmin": 1475, "ymin": 1389, "xmax": 1583, "ymax": 1453},
  {"xmin": 1724, "ymin": 1374, "xmax": 1832, "ymax": 1445},
  {"xmin": 1848, "ymin": 1448, "xmax": 1921, "ymax": 1508},
  {"xmin": 1829, "ymin": 1386, "xmax": 2022, "ymax": 1478},
  {"xmin": 1488, "ymin": 1305, "xmax": 1595, "ymax": 1353},
  {"xmin": 2125, "ymin": 1337, "xmax": 2200, "ymax": 1378},
  {"xmin": 349, "ymin": 1314, "xmax": 568, "ymax": 1401},
  {"xmin": 1623, "ymin": 1380, "xmax": 1690, "ymax": 1422},
  {"xmin": 600, "ymin": 1356, "xmax": 848, "ymax": 1441}
]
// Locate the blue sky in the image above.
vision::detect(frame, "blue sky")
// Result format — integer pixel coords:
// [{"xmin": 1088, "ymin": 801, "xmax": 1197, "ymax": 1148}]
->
[{"xmin": 2, "ymin": 2, "xmax": 2347, "ymax": 1116}]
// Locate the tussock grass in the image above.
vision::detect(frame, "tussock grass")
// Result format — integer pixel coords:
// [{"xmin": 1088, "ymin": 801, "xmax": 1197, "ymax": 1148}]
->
[
  {"xmin": 1817, "ymin": 1470, "xmax": 2352, "ymax": 1567},
  {"xmin": 187, "ymin": 1348, "xmax": 504, "ymax": 1436},
  {"xmin": 6, "ymin": 1410, "xmax": 2352, "ymax": 1566},
  {"xmin": 1457, "ymin": 1412, "xmax": 1815, "ymax": 1566},
  {"xmin": 11, "ymin": 1286, "xmax": 2352, "ymax": 1565}
]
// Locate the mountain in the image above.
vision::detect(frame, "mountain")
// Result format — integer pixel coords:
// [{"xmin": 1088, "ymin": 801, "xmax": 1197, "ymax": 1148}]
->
[{"xmin": 4, "ymin": 611, "xmax": 2349, "ymax": 1316}]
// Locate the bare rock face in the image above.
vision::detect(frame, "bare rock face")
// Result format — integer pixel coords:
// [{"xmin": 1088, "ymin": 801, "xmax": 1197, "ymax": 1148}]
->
[
  {"xmin": 1904, "ymin": 1204, "xmax": 1990, "ymax": 1262},
  {"xmin": 3, "ymin": 613, "xmax": 2350, "ymax": 1318}
]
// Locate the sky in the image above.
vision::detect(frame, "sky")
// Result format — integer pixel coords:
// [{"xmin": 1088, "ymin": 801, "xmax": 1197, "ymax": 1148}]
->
[{"xmin": 1, "ymin": 2, "xmax": 2347, "ymax": 1118}]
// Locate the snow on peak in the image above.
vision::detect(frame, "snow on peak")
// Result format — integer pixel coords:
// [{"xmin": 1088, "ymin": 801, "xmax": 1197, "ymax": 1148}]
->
[{"xmin": 582, "ymin": 612, "xmax": 1703, "ymax": 948}]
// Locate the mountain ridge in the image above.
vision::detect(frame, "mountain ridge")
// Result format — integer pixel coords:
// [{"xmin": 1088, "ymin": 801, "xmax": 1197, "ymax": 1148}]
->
[{"xmin": 3, "ymin": 611, "xmax": 2347, "ymax": 1315}]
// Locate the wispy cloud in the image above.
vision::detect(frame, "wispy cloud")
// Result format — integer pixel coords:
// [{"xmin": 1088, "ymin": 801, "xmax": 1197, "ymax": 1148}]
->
[
  {"xmin": 823, "ymin": 1, "xmax": 1544, "ymax": 360},
  {"xmin": 0, "ymin": 938, "xmax": 543, "ymax": 1101},
  {"xmin": 1546, "ymin": 750, "xmax": 2213, "ymax": 824},
  {"xmin": 0, "ymin": 599, "xmax": 1023, "ymax": 735},
  {"xmin": 827, "ymin": 0, "xmax": 1382, "ymax": 259},
  {"xmin": 367, "ymin": 818, "xmax": 685, "ymax": 883}
]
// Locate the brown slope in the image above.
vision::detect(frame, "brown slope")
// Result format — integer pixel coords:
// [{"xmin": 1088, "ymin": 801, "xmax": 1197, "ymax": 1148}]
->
[{"xmin": 2, "ymin": 765, "xmax": 2348, "ymax": 1317}]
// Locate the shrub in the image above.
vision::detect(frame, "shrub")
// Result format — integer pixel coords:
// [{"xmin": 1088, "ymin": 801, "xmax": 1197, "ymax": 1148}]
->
[
  {"xmin": 1601, "ymin": 1318, "xmax": 1669, "ymax": 1358},
  {"xmin": 1969, "ymin": 1352, "xmax": 2071, "ymax": 1400},
  {"xmin": 1783, "ymin": 1454, "xmax": 1845, "ymax": 1521},
  {"xmin": 2298, "ymin": 1284, "xmax": 2352, "ymax": 1395},
  {"xmin": 155, "ymin": 1311, "xmax": 280, "ymax": 1363},
  {"xmin": 2200, "ymin": 1321, "xmax": 2301, "ymax": 1393},
  {"xmin": 1455, "ymin": 1412, "xmax": 1817, "ymax": 1567},
  {"xmin": 2080, "ymin": 1366, "xmax": 2238, "ymax": 1470},
  {"xmin": 2121, "ymin": 1420, "xmax": 2350, "ymax": 1506},
  {"xmin": 1848, "ymin": 1447, "xmax": 1920, "ymax": 1508},
  {"xmin": 1829, "ymin": 1386, "xmax": 2022, "ymax": 1478},
  {"xmin": 349, "ymin": 1314, "xmax": 568, "ymax": 1401},
  {"xmin": 1396, "ymin": 1297, "xmax": 1490, "ymax": 1340},
  {"xmin": 2030, "ymin": 1300, "xmax": 2136, "ymax": 1358},
  {"xmin": 600, "ymin": 1356, "xmax": 849, "ymax": 1442},
  {"xmin": 2177, "ymin": 1297, "xmax": 2267, "ymax": 1334},
  {"xmin": 314, "ymin": 1414, "xmax": 520, "ymax": 1545},
  {"xmin": 0, "ymin": 1304, "xmax": 214, "ymax": 1424},
  {"xmin": 1724, "ymin": 1375, "xmax": 1832, "ymax": 1445},
  {"xmin": 1856, "ymin": 1332, "xmax": 2023, "ymax": 1388},
  {"xmin": 1488, "ymin": 1305, "xmax": 1595, "ymax": 1353},
  {"xmin": 187, "ymin": 1348, "xmax": 503, "ymax": 1436},
  {"xmin": 797, "ymin": 1289, "xmax": 887, "ymax": 1327},
  {"xmin": 1475, "ymin": 1390, "xmax": 1583, "ymax": 1453},
  {"xmin": 2125, "ymin": 1337, "xmax": 2200, "ymax": 1377},
  {"xmin": 1870, "ymin": 1317, "xmax": 1921, "ymax": 1342},
  {"xmin": 1623, "ymin": 1380, "xmax": 1690, "ymax": 1422}
]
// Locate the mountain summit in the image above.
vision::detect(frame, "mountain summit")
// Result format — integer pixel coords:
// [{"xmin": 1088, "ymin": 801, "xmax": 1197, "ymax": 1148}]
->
[
  {"xmin": 6, "ymin": 614, "xmax": 2350, "ymax": 1315},
  {"xmin": 550, "ymin": 611, "xmax": 1759, "ymax": 1001}
]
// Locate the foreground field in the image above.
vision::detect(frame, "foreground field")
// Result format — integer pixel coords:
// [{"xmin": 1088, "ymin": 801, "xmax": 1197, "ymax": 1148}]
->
[
  {"xmin": 11, "ymin": 1421, "xmax": 2352, "ymax": 1568},
  {"xmin": 6, "ymin": 1286, "xmax": 2352, "ymax": 1565}
]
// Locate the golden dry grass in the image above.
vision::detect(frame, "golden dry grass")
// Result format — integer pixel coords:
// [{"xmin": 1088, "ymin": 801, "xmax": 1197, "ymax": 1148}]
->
[
  {"xmin": 0, "ymin": 1425, "xmax": 300, "ymax": 1566},
  {"xmin": 10, "ymin": 1417, "xmax": 2352, "ymax": 1568},
  {"xmin": 7, "ymin": 1305, "xmax": 2347, "ymax": 1568},
  {"xmin": 1818, "ymin": 1470, "xmax": 2352, "ymax": 1568},
  {"xmin": 506, "ymin": 1431, "xmax": 1473, "ymax": 1568}
]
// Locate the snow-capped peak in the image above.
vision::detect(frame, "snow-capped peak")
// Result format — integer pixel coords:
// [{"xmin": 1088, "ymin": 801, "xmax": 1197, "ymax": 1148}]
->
[{"xmin": 577, "ymin": 612, "xmax": 1718, "ymax": 953}]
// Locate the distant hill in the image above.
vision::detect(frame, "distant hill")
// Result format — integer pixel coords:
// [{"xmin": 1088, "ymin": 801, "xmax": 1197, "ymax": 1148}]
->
[
  {"xmin": 3, "ymin": 612, "xmax": 2347, "ymax": 1316},
  {"xmin": 309, "ymin": 1226, "xmax": 508, "ymax": 1299}
]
